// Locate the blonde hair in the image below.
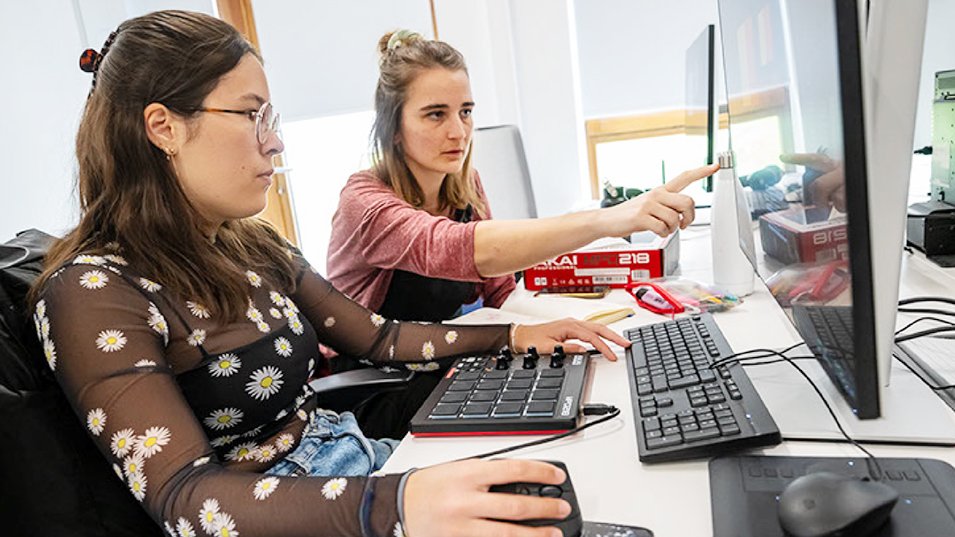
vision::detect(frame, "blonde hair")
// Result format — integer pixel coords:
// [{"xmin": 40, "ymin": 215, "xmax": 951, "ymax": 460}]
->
[{"xmin": 371, "ymin": 30, "xmax": 486, "ymax": 217}]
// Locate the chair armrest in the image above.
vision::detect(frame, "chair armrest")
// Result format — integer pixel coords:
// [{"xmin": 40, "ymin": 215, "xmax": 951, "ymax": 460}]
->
[{"xmin": 309, "ymin": 368, "xmax": 415, "ymax": 414}]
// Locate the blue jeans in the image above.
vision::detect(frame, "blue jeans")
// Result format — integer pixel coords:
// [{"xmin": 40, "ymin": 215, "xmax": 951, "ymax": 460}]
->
[{"xmin": 265, "ymin": 409, "xmax": 400, "ymax": 477}]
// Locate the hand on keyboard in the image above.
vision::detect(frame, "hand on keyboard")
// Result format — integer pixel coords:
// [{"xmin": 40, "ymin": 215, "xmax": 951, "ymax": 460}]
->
[{"xmin": 514, "ymin": 318, "xmax": 631, "ymax": 360}]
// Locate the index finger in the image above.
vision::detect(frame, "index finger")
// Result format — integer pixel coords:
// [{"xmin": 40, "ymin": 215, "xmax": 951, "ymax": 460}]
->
[
  {"xmin": 779, "ymin": 152, "xmax": 835, "ymax": 171},
  {"xmin": 664, "ymin": 163, "xmax": 720, "ymax": 193},
  {"xmin": 478, "ymin": 459, "xmax": 567, "ymax": 487}
]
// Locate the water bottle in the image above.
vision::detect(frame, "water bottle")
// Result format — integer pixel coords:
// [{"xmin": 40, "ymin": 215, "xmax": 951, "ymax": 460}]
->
[{"xmin": 711, "ymin": 151, "xmax": 755, "ymax": 296}]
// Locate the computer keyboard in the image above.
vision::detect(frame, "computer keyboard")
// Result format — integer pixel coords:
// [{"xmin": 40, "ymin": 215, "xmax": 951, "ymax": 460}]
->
[
  {"xmin": 625, "ymin": 314, "xmax": 781, "ymax": 463},
  {"xmin": 409, "ymin": 346, "xmax": 591, "ymax": 436}
]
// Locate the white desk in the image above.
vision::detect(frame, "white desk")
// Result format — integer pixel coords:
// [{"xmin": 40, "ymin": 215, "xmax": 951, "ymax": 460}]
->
[{"xmin": 382, "ymin": 227, "xmax": 955, "ymax": 537}]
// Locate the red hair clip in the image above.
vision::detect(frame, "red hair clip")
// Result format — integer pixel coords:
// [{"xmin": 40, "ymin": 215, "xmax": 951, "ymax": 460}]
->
[
  {"xmin": 625, "ymin": 282, "xmax": 685, "ymax": 317},
  {"xmin": 79, "ymin": 48, "xmax": 101, "ymax": 73}
]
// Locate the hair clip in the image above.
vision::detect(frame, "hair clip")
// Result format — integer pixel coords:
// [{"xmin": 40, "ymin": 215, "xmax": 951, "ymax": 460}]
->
[
  {"xmin": 79, "ymin": 48, "xmax": 101, "ymax": 73},
  {"xmin": 387, "ymin": 29, "xmax": 421, "ymax": 51}
]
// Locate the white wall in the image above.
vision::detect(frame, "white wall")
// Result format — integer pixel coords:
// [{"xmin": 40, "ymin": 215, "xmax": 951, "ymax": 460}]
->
[
  {"xmin": 913, "ymin": 0, "xmax": 955, "ymax": 150},
  {"xmin": 573, "ymin": 0, "xmax": 719, "ymax": 118}
]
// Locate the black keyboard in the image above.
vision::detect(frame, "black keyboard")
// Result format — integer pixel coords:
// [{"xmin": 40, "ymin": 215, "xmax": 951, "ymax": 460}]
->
[
  {"xmin": 625, "ymin": 314, "xmax": 781, "ymax": 463},
  {"xmin": 409, "ymin": 347, "xmax": 591, "ymax": 436}
]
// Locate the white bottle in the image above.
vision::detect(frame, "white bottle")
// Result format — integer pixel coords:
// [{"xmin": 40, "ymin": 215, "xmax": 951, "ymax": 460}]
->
[{"xmin": 711, "ymin": 151, "xmax": 755, "ymax": 296}]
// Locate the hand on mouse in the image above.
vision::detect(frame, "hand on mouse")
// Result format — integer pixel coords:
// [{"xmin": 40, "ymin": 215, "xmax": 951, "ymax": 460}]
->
[{"xmin": 403, "ymin": 458, "xmax": 570, "ymax": 537}]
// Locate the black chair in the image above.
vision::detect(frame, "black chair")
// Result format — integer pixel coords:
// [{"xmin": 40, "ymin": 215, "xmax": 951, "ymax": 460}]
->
[{"xmin": 0, "ymin": 229, "xmax": 411, "ymax": 536}]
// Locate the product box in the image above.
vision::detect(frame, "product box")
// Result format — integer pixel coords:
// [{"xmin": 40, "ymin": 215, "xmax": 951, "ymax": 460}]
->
[
  {"xmin": 758, "ymin": 209, "xmax": 848, "ymax": 265},
  {"xmin": 523, "ymin": 231, "xmax": 680, "ymax": 291}
]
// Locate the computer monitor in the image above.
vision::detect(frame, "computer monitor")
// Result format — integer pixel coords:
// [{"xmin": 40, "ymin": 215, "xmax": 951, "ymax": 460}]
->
[
  {"xmin": 717, "ymin": 0, "xmax": 881, "ymax": 418},
  {"xmin": 685, "ymin": 24, "xmax": 716, "ymax": 193}
]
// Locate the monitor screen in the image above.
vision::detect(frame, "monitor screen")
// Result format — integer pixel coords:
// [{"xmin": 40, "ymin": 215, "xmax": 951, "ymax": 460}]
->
[
  {"xmin": 685, "ymin": 24, "xmax": 716, "ymax": 192},
  {"xmin": 718, "ymin": 0, "xmax": 880, "ymax": 418}
]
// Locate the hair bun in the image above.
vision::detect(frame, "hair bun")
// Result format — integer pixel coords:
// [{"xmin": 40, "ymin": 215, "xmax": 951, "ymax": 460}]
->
[
  {"xmin": 79, "ymin": 48, "xmax": 101, "ymax": 73},
  {"xmin": 380, "ymin": 29, "xmax": 422, "ymax": 55}
]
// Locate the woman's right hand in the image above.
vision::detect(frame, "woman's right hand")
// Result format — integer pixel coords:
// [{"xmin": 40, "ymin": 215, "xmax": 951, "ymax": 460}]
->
[
  {"xmin": 403, "ymin": 458, "xmax": 571, "ymax": 537},
  {"xmin": 601, "ymin": 163, "xmax": 719, "ymax": 238}
]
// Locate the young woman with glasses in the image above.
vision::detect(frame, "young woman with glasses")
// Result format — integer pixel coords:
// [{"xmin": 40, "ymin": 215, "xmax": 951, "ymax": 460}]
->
[
  {"xmin": 326, "ymin": 30, "xmax": 717, "ymax": 438},
  {"xmin": 31, "ymin": 11, "xmax": 629, "ymax": 537}
]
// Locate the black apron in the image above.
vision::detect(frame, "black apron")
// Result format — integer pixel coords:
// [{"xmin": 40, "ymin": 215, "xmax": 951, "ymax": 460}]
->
[{"xmin": 339, "ymin": 206, "xmax": 478, "ymax": 439}]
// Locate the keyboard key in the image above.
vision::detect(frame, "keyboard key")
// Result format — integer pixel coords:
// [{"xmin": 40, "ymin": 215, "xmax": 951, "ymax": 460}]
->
[
  {"xmin": 506, "ymin": 379, "xmax": 533, "ymax": 390},
  {"xmin": 646, "ymin": 435, "xmax": 683, "ymax": 449},
  {"xmin": 482, "ymin": 370, "xmax": 508, "ymax": 379},
  {"xmin": 448, "ymin": 381, "xmax": 475, "ymax": 392},
  {"xmin": 646, "ymin": 429, "xmax": 663, "ymax": 440},
  {"xmin": 492, "ymin": 402, "xmax": 524, "ymax": 417},
  {"xmin": 720, "ymin": 425, "xmax": 740, "ymax": 436},
  {"xmin": 501, "ymin": 390, "xmax": 529, "ymax": 402},
  {"xmin": 663, "ymin": 426, "xmax": 681, "ymax": 436},
  {"xmin": 643, "ymin": 417, "xmax": 661, "ymax": 431},
  {"xmin": 430, "ymin": 404, "xmax": 461, "ymax": 417},
  {"xmin": 511, "ymin": 370, "xmax": 536, "ymax": 379},
  {"xmin": 683, "ymin": 428, "xmax": 720, "ymax": 442},
  {"xmin": 476, "ymin": 380, "xmax": 504, "ymax": 391},
  {"xmin": 537, "ymin": 377, "xmax": 563, "ymax": 389},
  {"xmin": 640, "ymin": 407, "xmax": 658, "ymax": 417},
  {"xmin": 470, "ymin": 391, "xmax": 497, "ymax": 402},
  {"xmin": 699, "ymin": 419, "xmax": 717, "ymax": 429},
  {"xmin": 526, "ymin": 401, "xmax": 556, "ymax": 416},
  {"xmin": 540, "ymin": 369, "xmax": 565, "ymax": 378},
  {"xmin": 637, "ymin": 383, "xmax": 653, "ymax": 396},
  {"xmin": 462, "ymin": 403, "xmax": 492, "ymax": 417},
  {"xmin": 689, "ymin": 397, "xmax": 708, "ymax": 408},
  {"xmin": 661, "ymin": 418, "xmax": 678, "ymax": 429},
  {"xmin": 531, "ymin": 389, "xmax": 559, "ymax": 401},
  {"xmin": 456, "ymin": 371, "xmax": 480, "ymax": 381},
  {"xmin": 439, "ymin": 392, "xmax": 468, "ymax": 404},
  {"xmin": 668, "ymin": 375, "xmax": 701, "ymax": 389},
  {"xmin": 657, "ymin": 397, "xmax": 674, "ymax": 408}
]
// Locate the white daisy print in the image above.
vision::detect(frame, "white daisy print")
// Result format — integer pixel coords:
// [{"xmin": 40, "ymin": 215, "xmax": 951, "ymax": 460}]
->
[
  {"xmin": 253, "ymin": 444, "xmax": 276, "ymax": 463},
  {"xmin": 210, "ymin": 435, "xmax": 237, "ymax": 448},
  {"xmin": 379, "ymin": 366, "xmax": 399, "ymax": 374},
  {"xmin": 96, "ymin": 329, "xmax": 127, "ymax": 352},
  {"xmin": 139, "ymin": 278, "xmax": 162, "ymax": 292},
  {"xmin": 269, "ymin": 291, "xmax": 285, "ymax": 306},
  {"xmin": 288, "ymin": 316, "xmax": 304, "ymax": 336},
  {"xmin": 406, "ymin": 362, "xmax": 440, "ymax": 372},
  {"xmin": 193, "ymin": 456, "xmax": 211, "ymax": 467},
  {"xmin": 39, "ymin": 317, "xmax": 51, "ymax": 339},
  {"xmin": 35, "ymin": 299, "xmax": 46, "ymax": 319},
  {"xmin": 246, "ymin": 366, "xmax": 284, "ymax": 401},
  {"xmin": 296, "ymin": 409, "xmax": 308, "ymax": 421},
  {"xmin": 246, "ymin": 305, "xmax": 264, "ymax": 322},
  {"xmin": 186, "ymin": 301, "xmax": 210, "ymax": 319},
  {"xmin": 256, "ymin": 321, "xmax": 271, "ymax": 333},
  {"xmin": 186, "ymin": 329, "xmax": 206, "ymax": 347},
  {"xmin": 110, "ymin": 428, "xmax": 135, "ymax": 457},
  {"xmin": 208, "ymin": 354, "xmax": 241, "ymax": 377},
  {"xmin": 134, "ymin": 359, "xmax": 157, "ymax": 368},
  {"xmin": 198, "ymin": 498, "xmax": 220, "ymax": 535},
  {"xmin": 389, "ymin": 345, "xmax": 395, "ymax": 360},
  {"xmin": 164, "ymin": 520, "xmax": 175, "ymax": 537},
  {"xmin": 275, "ymin": 409, "xmax": 288, "ymax": 420},
  {"xmin": 113, "ymin": 463, "xmax": 124, "ymax": 481},
  {"xmin": 80, "ymin": 270, "xmax": 110, "ymax": 289},
  {"xmin": 275, "ymin": 433, "xmax": 295, "ymax": 452},
  {"xmin": 135, "ymin": 426, "xmax": 171, "ymax": 458},
  {"xmin": 323, "ymin": 316, "xmax": 336, "ymax": 328},
  {"xmin": 285, "ymin": 298, "xmax": 299, "ymax": 313},
  {"xmin": 176, "ymin": 517, "xmax": 196, "ymax": 537},
  {"xmin": 253, "ymin": 476, "xmax": 280, "ymax": 500},
  {"xmin": 87, "ymin": 408, "xmax": 107, "ymax": 436},
  {"xmin": 394, "ymin": 522, "xmax": 406, "ymax": 537},
  {"xmin": 421, "ymin": 341, "xmax": 435, "ymax": 360},
  {"xmin": 128, "ymin": 471, "xmax": 147, "ymax": 501},
  {"xmin": 73, "ymin": 254, "xmax": 106, "ymax": 265},
  {"xmin": 321, "ymin": 477, "xmax": 347, "ymax": 500},
  {"xmin": 370, "ymin": 313, "xmax": 386, "ymax": 327},
  {"xmin": 269, "ymin": 308, "xmax": 282, "ymax": 319},
  {"xmin": 205, "ymin": 408, "xmax": 243, "ymax": 431},
  {"xmin": 147, "ymin": 313, "xmax": 169, "ymax": 344},
  {"xmin": 123, "ymin": 454, "xmax": 145, "ymax": 477},
  {"xmin": 246, "ymin": 270, "xmax": 262, "ymax": 287},
  {"xmin": 445, "ymin": 331, "xmax": 458, "ymax": 345},
  {"xmin": 241, "ymin": 425, "xmax": 264, "ymax": 439},
  {"xmin": 104, "ymin": 254, "xmax": 128, "ymax": 266},
  {"xmin": 43, "ymin": 339, "xmax": 56, "ymax": 370},
  {"xmin": 225, "ymin": 442, "xmax": 257, "ymax": 462},
  {"xmin": 273, "ymin": 337, "xmax": 293, "ymax": 357},
  {"xmin": 212, "ymin": 512, "xmax": 238, "ymax": 537}
]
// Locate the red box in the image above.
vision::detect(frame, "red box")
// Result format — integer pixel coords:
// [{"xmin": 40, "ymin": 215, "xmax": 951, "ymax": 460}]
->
[
  {"xmin": 523, "ymin": 232, "xmax": 680, "ymax": 291},
  {"xmin": 758, "ymin": 209, "xmax": 848, "ymax": 265}
]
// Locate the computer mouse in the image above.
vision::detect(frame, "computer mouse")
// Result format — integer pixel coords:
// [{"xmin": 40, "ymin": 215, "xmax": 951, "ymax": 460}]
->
[
  {"xmin": 777, "ymin": 471, "xmax": 899, "ymax": 537},
  {"xmin": 489, "ymin": 460, "xmax": 583, "ymax": 537}
]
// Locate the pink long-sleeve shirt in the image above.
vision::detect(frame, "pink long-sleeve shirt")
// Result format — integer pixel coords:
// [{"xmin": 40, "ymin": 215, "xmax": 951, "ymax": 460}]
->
[{"xmin": 326, "ymin": 169, "xmax": 516, "ymax": 312}]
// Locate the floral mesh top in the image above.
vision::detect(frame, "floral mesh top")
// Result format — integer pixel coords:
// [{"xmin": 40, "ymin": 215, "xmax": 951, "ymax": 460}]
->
[{"xmin": 34, "ymin": 250, "xmax": 509, "ymax": 537}]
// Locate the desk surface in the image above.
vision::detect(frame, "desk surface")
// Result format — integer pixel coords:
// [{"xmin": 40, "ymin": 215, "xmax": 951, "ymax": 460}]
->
[{"xmin": 381, "ymin": 227, "xmax": 955, "ymax": 537}]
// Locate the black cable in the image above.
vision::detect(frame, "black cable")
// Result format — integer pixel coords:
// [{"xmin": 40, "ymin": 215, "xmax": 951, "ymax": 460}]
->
[
  {"xmin": 895, "ymin": 326, "xmax": 955, "ymax": 343},
  {"xmin": 899, "ymin": 296, "xmax": 955, "ymax": 307},
  {"xmin": 895, "ymin": 316, "xmax": 955, "ymax": 336},
  {"xmin": 897, "ymin": 307, "xmax": 955, "ymax": 319},
  {"xmin": 464, "ymin": 406, "xmax": 621, "ymax": 461},
  {"xmin": 730, "ymin": 350, "xmax": 885, "ymax": 481},
  {"xmin": 708, "ymin": 342, "xmax": 804, "ymax": 370},
  {"xmin": 892, "ymin": 353, "xmax": 955, "ymax": 391}
]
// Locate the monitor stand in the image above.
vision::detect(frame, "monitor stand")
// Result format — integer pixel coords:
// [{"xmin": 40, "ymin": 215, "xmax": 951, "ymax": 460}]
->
[{"xmin": 744, "ymin": 356, "xmax": 955, "ymax": 445}]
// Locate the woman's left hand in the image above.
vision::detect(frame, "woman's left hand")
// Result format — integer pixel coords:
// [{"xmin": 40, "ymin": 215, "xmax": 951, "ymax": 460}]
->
[{"xmin": 513, "ymin": 319, "xmax": 631, "ymax": 360}]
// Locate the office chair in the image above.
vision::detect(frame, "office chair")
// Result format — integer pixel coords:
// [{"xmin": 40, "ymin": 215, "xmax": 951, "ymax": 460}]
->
[
  {"xmin": 0, "ymin": 229, "xmax": 410, "ymax": 535},
  {"xmin": 471, "ymin": 125, "xmax": 538, "ymax": 219}
]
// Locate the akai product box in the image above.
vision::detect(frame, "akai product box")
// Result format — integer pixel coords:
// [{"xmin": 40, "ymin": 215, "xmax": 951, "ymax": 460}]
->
[
  {"xmin": 759, "ymin": 209, "xmax": 848, "ymax": 265},
  {"xmin": 523, "ymin": 231, "xmax": 680, "ymax": 291}
]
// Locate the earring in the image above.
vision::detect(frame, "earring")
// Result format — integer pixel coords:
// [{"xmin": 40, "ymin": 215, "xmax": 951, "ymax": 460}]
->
[{"xmin": 164, "ymin": 147, "xmax": 176, "ymax": 160}]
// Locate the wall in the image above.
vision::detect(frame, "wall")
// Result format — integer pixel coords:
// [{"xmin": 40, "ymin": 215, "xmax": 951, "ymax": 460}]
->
[{"xmin": 913, "ymin": 0, "xmax": 955, "ymax": 150}]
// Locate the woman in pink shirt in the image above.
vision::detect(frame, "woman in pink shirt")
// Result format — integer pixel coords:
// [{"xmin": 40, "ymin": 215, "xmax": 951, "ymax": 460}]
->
[{"xmin": 327, "ymin": 30, "xmax": 716, "ymax": 438}]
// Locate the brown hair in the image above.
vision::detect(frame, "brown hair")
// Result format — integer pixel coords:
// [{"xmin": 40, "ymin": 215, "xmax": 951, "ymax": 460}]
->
[
  {"xmin": 371, "ymin": 30, "xmax": 486, "ymax": 217},
  {"xmin": 30, "ymin": 10, "xmax": 296, "ymax": 321}
]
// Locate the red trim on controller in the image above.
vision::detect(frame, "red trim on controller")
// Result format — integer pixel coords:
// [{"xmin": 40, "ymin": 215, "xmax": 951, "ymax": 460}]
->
[{"xmin": 411, "ymin": 429, "xmax": 570, "ymax": 437}]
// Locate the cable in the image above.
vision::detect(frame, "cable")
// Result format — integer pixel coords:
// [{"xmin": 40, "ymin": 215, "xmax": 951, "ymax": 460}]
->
[
  {"xmin": 729, "ymin": 349, "xmax": 885, "ymax": 481},
  {"xmin": 895, "ymin": 325, "xmax": 955, "ymax": 343},
  {"xmin": 895, "ymin": 316, "xmax": 955, "ymax": 336},
  {"xmin": 464, "ymin": 406, "xmax": 621, "ymax": 461},
  {"xmin": 899, "ymin": 296, "xmax": 955, "ymax": 307},
  {"xmin": 892, "ymin": 352, "xmax": 955, "ymax": 391},
  {"xmin": 897, "ymin": 307, "xmax": 955, "ymax": 319},
  {"xmin": 708, "ymin": 342, "xmax": 805, "ymax": 370}
]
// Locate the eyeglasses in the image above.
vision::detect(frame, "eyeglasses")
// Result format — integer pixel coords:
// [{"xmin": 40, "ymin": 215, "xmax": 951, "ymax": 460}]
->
[{"xmin": 191, "ymin": 101, "xmax": 280, "ymax": 145}]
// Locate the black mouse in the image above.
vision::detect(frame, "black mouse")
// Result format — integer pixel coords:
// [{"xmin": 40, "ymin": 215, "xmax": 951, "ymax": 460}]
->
[
  {"xmin": 777, "ymin": 471, "xmax": 899, "ymax": 537},
  {"xmin": 489, "ymin": 460, "xmax": 583, "ymax": 537}
]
